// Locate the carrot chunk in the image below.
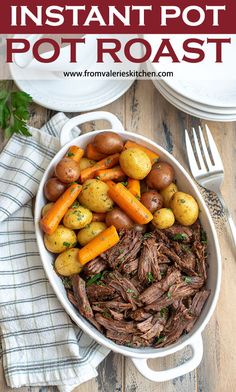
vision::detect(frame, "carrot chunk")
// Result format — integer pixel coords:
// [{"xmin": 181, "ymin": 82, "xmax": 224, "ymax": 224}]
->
[
  {"xmin": 127, "ymin": 178, "xmax": 141, "ymax": 199},
  {"xmin": 86, "ymin": 143, "xmax": 107, "ymax": 161},
  {"xmin": 107, "ymin": 181, "xmax": 153, "ymax": 224},
  {"xmin": 65, "ymin": 146, "xmax": 84, "ymax": 162},
  {"xmin": 95, "ymin": 166, "xmax": 125, "ymax": 182},
  {"xmin": 40, "ymin": 183, "xmax": 82, "ymax": 234},
  {"xmin": 80, "ymin": 153, "xmax": 120, "ymax": 183},
  {"xmin": 78, "ymin": 225, "xmax": 119, "ymax": 265}
]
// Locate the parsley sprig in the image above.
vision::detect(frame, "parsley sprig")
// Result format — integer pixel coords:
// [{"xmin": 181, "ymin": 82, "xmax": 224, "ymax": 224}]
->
[{"xmin": 0, "ymin": 89, "xmax": 32, "ymax": 138}]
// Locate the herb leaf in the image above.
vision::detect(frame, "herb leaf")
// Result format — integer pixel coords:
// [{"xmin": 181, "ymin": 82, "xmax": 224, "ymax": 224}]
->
[
  {"xmin": 61, "ymin": 276, "xmax": 72, "ymax": 289},
  {"xmin": 86, "ymin": 273, "xmax": 102, "ymax": 287},
  {"xmin": 172, "ymin": 233, "xmax": 188, "ymax": 241},
  {"xmin": 156, "ymin": 335, "xmax": 165, "ymax": 345},
  {"xmin": 143, "ymin": 232, "xmax": 152, "ymax": 239},
  {"xmin": 86, "ymin": 271, "xmax": 107, "ymax": 287},
  {"xmin": 0, "ymin": 89, "xmax": 32, "ymax": 138},
  {"xmin": 147, "ymin": 271, "xmax": 154, "ymax": 284},
  {"xmin": 184, "ymin": 276, "xmax": 192, "ymax": 284},
  {"xmin": 66, "ymin": 152, "xmax": 75, "ymax": 157},
  {"xmin": 160, "ymin": 308, "xmax": 168, "ymax": 317},
  {"xmin": 63, "ymin": 242, "xmax": 71, "ymax": 248}
]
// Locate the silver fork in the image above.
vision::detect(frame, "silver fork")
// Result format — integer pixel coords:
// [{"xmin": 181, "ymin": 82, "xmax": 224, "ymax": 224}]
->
[{"xmin": 185, "ymin": 124, "xmax": 236, "ymax": 248}]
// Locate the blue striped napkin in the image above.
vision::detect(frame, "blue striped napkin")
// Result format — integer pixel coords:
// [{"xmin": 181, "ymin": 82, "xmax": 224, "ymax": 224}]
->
[{"xmin": 0, "ymin": 113, "xmax": 109, "ymax": 391}]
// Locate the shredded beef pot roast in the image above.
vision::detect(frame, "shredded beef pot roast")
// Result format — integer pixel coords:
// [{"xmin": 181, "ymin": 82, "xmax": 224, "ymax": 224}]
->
[{"xmin": 66, "ymin": 225, "xmax": 210, "ymax": 348}]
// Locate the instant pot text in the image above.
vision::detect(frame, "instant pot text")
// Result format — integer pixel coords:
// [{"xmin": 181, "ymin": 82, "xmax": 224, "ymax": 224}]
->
[{"xmin": 4, "ymin": 1, "xmax": 233, "ymax": 64}]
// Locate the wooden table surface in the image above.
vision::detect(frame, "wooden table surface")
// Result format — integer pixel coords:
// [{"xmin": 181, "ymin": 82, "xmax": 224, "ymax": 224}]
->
[{"xmin": 0, "ymin": 80, "xmax": 235, "ymax": 392}]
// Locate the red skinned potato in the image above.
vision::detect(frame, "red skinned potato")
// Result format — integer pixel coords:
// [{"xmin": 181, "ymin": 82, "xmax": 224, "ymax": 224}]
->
[
  {"xmin": 44, "ymin": 177, "xmax": 67, "ymax": 201},
  {"xmin": 94, "ymin": 132, "xmax": 124, "ymax": 154},
  {"xmin": 146, "ymin": 162, "xmax": 175, "ymax": 191},
  {"xmin": 55, "ymin": 158, "xmax": 80, "ymax": 183},
  {"xmin": 105, "ymin": 207, "xmax": 134, "ymax": 230},
  {"xmin": 140, "ymin": 190, "xmax": 163, "ymax": 213}
]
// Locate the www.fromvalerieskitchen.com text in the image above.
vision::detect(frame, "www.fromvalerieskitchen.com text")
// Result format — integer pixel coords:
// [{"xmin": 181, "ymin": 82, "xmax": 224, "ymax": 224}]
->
[{"xmin": 63, "ymin": 69, "xmax": 174, "ymax": 78}]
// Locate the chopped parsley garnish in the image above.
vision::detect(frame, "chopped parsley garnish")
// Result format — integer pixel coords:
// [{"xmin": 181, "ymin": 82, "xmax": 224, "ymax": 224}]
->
[
  {"xmin": 167, "ymin": 291, "xmax": 172, "ymax": 299},
  {"xmin": 172, "ymin": 233, "xmax": 188, "ymax": 241},
  {"xmin": 126, "ymin": 289, "xmax": 135, "ymax": 293},
  {"xmin": 121, "ymin": 181, "xmax": 128, "ymax": 187},
  {"xmin": 179, "ymin": 199, "xmax": 186, "ymax": 204},
  {"xmin": 72, "ymin": 201, "xmax": 79, "ymax": 209},
  {"xmin": 143, "ymin": 232, "xmax": 152, "ymax": 239},
  {"xmin": 63, "ymin": 242, "xmax": 71, "ymax": 248},
  {"xmin": 184, "ymin": 276, "xmax": 192, "ymax": 284},
  {"xmin": 156, "ymin": 335, "xmax": 165, "ymax": 345},
  {"xmin": 102, "ymin": 310, "xmax": 112, "ymax": 319},
  {"xmin": 160, "ymin": 308, "xmax": 168, "ymax": 317},
  {"xmin": 66, "ymin": 152, "xmax": 75, "ymax": 157},
  {"xmin": 147, "ymin": 272, "xmax": 154, "ymax": 284},
  {"xmin": 86, "ymin": 271, "xmax": 107, "ymax": 287},
  {"xmin": 61, "ymin": 277, "xmax": 72, "ymax": 289}
]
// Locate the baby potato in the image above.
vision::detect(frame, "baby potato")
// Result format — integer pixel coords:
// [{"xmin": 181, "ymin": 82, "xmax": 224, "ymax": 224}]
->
[
  {"xmin": 44, "ymin": 177, "xmax": 67, "ymax": 201},
  {"xmin": 146, "ymin": 162, "xmax": 175, "ymax": 191},
  {"xmin": 170, "ymin": 192, "xmax": 199, "ymax": 226},
  {"xmin": 63, "ymin": 205, "xmax": 93, "ymax": 230},
  {"xmin": 140, "ymin": 191, "xmax": 163, "ymax": 213},
  {"xmin": 160, "ymin": 183, "xmax": 178, "ymax": 207},
  {"xmin": 94, "ymin": 131, "xmax": 124, "ymax": 154},
  {"xmin": 119, "ymin": 148, "xmax": 152, "ymax": 180},
  {"xmin": 41, "ymin": 202, "xmax": 54, "ymax": 217},
  {"xmin": 152, "ymin": 208, "xmax": 175, "ymax": 229},
  {"xmin": 77, "ymin": 222, "xmax": 107, "ymax": 246},
  {"xmin": 55, "ymin": 157, "xmax": 80, "ymax": 183},
  {"xmin": 79, "ymin": 157, "xmax": 96, "ymax": 171},
  {"xmin": 44, "ymin": 225, "xmax": 77, "ymax": 253},
  {"xmin": 55, "ymin": 248, "xmax": 82, "ymax": 276},
  {"xmin": 78, "ymin": 179, "xmax": 114, "ymax": 213},
  {"xmin": 105, "ymin": 208, "xmax": 134, "ymax": 230}
]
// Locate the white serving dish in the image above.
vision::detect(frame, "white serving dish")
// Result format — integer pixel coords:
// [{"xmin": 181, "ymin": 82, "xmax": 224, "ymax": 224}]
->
[{"xmin": 35, "ymin": 111, "xmax": 221, "ymax": 382}]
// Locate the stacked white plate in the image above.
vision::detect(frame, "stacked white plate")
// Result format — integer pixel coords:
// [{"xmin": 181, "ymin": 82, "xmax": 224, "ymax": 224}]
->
[{"xmin": 148, "ymin": 65, "xmax": 236, "ymax": 122}]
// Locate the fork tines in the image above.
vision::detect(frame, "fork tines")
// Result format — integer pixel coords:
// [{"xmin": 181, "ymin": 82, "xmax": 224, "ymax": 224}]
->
[{"xmin": 185, "ymin": 125, "xmax": 224, "ymax": 177}]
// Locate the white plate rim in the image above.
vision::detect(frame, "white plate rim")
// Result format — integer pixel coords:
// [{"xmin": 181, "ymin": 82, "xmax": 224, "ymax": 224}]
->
[
  {"xmin": 10, "ymin": 34, "xmax": 142, "ymax": 112},
  {"xmin": 158, "ymin": 79, "xmax": 236, "ymax": 115},
  {"xmin": 10, "ymin": 76, "xmax": 136, "ymax": 112},
  {"xmin": 154, "ymin": 79, "xmax": 236, "ymax": 122}
]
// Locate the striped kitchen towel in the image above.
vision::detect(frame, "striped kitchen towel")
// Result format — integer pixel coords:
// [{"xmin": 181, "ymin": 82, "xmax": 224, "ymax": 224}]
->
[{"xmin": 0, "ymin": 113, "xmax": 110, "ymax": 391}]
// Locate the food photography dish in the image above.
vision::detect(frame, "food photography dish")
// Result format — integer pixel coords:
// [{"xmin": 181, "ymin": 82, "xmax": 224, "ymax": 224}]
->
[
  {"xmin": 35, "ymin": 111, "xmax": 221, "ymax": 382},
  {"xmin": 0, "ymin": 80, "xmax": 235, "ymax": 392},
  {"xmin": 0, "ymin": 2, "xmax": 236, "ymax": 391}
]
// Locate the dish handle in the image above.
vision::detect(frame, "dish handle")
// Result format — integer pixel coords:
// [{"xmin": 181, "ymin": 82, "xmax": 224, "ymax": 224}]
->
[
  {"xmin": 60, "ymin": 111, "xmax": 124, "ymax": 147},
  {"xmin": 131, "ymin": 334, "xmax": 203, "ymax": 382}
]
